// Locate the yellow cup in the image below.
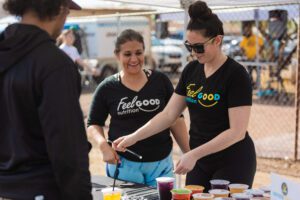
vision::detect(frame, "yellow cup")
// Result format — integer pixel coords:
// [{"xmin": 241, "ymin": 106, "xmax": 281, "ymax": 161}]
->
[
  {"xmin": 184, "ymin": 185, "xmax": 205, "ymax": 195},
  {"xmin": 102, "ymin": 187, "xmax": 122, "ymax": 200},
  {"xmin": 228, "ymin": 183, "xmax": 249, "ymax": 194}
]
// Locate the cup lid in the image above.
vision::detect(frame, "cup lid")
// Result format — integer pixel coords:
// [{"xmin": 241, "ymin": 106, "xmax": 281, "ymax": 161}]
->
[
  {"xmin": 185, "ymin": 185, "xmax": 205, "ymax": 190},
  {"xmin": 156, "ymin": 177, "xmax": 175, "ymax": 182},
  {"xmin": 245, "ymin": 189, "xmax": 264, "ymax": 195},
  {"xmin": 101, "ymin": 187, "xmax": 122, "ymax": 194},
  {"xmin": 208, "ymin": 189, "xmax": 230, "ymax": 195},
  {"xmin": 171, "ymin": 188, "xmax": 192, "ymax": 194},
  {"xmin": 210, "ymin": 179, "xmax": 230, "ymax": 185},
  {"xmin": 231, "ymin": 193, "xmax": 253, "ymax": 198},
  {"xmin": 228, "ymin": 183, "xmax": 249, "ymax": 189},
  {"xmin": 192, "ymin": 193, "xmax": 214, "ymax": 198}
]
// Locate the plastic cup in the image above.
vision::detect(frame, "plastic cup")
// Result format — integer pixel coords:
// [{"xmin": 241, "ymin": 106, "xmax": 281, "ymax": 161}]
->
[
  {"xmin": 156, "ymin": 177, "xmax": 175, "ymax": 200},
  {"xmin": 228, "ymin": 183, "xmax": 249, "ymax": 194},
  {"xmin": 209, "ymin": 179, "xmax": 230, "ymax": 190},
  {"xmin": 231, "ymin": 193, "xmax": 253, "ymax": 200},
  {"xmin": 259, "ymin": 186, "xmax": 271, "ymax": 193},
  {"xmin": 184, "ymin": 185, "xmax": 205, "ymax": 195},
  {"xmin": 244, "ymin": 189, "xmax": 264, "ymax": 197},
  {"xmin": 208, "ymin": 189, "xmax": 229, "ymax": 198},
  {"xmin": 192, "ymin": 193, "xmax": 214, "ymax": 200},
  {"xmin": 101, "ymin": 187, "xmax": 122, "ymax": 200},
  {"xmin": 214, "ymin": 198, "xmax": 235, "ymax": 200},
  {"xmin": 171, "ymin": 188, "xmax": 192, "ymax": 200}
]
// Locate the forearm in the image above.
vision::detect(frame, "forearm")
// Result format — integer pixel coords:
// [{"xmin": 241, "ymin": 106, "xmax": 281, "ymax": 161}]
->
[
  {"xmin": 87, "ymin": 125, "xmax": 108, "ymax": 150},
  {"xmin": 170, "ymin": 117, "xmax": 190, "ymax": 153},
  {"xmin": 190, "ymin": 128, "xmax": 246, "ymax": 160}
]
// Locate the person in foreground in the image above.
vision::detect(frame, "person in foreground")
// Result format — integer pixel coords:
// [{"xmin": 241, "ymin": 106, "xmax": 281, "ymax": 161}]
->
[
  {"xmin": 87, "ymin": 29, "xmax": 189, "ymax": 187},
  {"xmin": 0, "ymin": 0, "xmax": 92, "ymax": 199},
  {"xmin": 114, "ymin": 1, "xmax": 256, "ymax": 191}
]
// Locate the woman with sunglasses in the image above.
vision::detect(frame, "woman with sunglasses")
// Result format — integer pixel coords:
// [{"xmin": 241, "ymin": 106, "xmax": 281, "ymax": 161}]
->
[
  {"xmin": 114, "ymin": 1, "xmax": 256, "ymax": 191},
  {"xmin": 87, "ymin": 29, "xmax": 189, "ymax": 187}
]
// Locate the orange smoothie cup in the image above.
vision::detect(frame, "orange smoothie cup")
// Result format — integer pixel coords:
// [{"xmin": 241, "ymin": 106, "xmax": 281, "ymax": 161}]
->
[{"xmin": 184, "ymin": 185, "xmax": 205, "ymax": 195}]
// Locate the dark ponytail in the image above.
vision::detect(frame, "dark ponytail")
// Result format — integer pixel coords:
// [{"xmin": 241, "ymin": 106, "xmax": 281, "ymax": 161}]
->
[{"xmin": 187, "ymin": 1, "xmax": 224, "ymax": 37}]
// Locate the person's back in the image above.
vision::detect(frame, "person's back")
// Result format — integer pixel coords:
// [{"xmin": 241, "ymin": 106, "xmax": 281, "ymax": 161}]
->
[{"xmin": 0, "ymin": 0, "xmax": 92, "ymax": 199}]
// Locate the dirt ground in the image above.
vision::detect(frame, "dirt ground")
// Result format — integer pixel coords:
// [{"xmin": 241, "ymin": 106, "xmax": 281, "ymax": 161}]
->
[{"xmin": 80, "ymin": 89, "xmax": 300, "ymax": 188}]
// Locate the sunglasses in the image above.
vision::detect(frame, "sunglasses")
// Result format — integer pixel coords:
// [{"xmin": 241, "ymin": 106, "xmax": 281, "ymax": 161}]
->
[{"xmin": 184, "ymin": 36, "xmax": 216, "ymax": 54}]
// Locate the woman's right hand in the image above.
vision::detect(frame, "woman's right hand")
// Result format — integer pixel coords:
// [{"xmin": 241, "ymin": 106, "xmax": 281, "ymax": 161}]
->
[{"xmin": 99, "ymin": 141, "xmax": 119, "ymax": 164}]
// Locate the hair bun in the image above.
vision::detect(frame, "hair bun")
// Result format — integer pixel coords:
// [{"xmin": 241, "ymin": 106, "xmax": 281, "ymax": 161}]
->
[{"xmin": 188, "ymin": 1, "xmax": 212, "ymax": 21}]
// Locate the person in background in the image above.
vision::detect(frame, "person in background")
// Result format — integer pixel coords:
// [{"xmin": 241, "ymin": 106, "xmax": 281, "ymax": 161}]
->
[
  {"xmin": 87, "ymin": 29, "xmax": 189, "ymax": 187},
  {"xmin": 239, "ymin": 24, "xmax": 264, "ymax": 88},
  {"xmin": 58, "ymin": 29, "xmax": 99, "ymax": 76},
  {"xmin": 0, "ymin": 0, "xmax": 92, "ymax": 199},
  {"xmin": 114, "ymin": 1, "xmax": 256, "ymax": 192}
]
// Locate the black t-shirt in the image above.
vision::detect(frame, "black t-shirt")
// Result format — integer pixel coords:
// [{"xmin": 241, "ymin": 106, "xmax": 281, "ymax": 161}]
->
[
  {"xmin": 175, "ymin": 57, "xmax": 252, "ymax": 150},
  {"xmin": 88, "ymin": 69, "xmax": 173, "ymax": 162}
]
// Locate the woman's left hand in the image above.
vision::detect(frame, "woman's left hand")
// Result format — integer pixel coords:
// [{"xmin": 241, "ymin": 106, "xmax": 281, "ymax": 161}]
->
[{"xmin": 174, "ymin": 151, "xmax": 198, "ymax": 175}]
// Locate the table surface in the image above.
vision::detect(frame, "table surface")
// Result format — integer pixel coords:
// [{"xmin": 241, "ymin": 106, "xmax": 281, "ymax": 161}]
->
[{"xmin": 91, "ymin": 176, "xmax": 159, "ymax": 200}]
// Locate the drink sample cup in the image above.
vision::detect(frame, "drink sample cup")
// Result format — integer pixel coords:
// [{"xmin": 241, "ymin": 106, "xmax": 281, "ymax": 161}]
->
[
  {"xmin": 228, "ymin": 183, "xmax": 249, "ymax": 194},
  {"xmin": 156, "ymin": 177, "xmax": 175, "ymax": 200},
  {"xmin": 209, "ymin": 179, "xmax": 230, "ymax": 190},
  {"xmin": 244, "ymin": 189, "xmax": 264, "ymax": 197},
  {"xmin": 231, "ymin": 193, "xmax": 253, "ymax": 200},
  {"xmin": 208, "ymin": 189, "xmax": 229, "ymax": 198},
  {"xmin": 171, "ymin": 188, "xmax": 192, "ymax": 200},
  {"xmin": 214, "ymin": 198, "xmax": 235, "ymax": 200},
  {"xmin": 259, "ymin": 186, "xmax": 271, "ymax": 193},
  {"xmin": 192, "ymin": 193, "xmax": 214, "ymax": 200},
  {"xmin": 184, "ymin": 185, "xmax": 205, "ymax": 195},
  {"xmin": 101, "ymin": 187, "xmax": 122, "ymax": 200}
]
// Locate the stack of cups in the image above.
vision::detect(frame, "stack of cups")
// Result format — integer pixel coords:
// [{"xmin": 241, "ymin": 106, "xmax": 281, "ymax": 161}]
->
[{"xmin": 156, "ymin": 177, "xmax": 175, "ymax": 200}]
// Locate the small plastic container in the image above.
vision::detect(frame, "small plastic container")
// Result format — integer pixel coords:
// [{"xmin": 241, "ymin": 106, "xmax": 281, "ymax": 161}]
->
[
  {"xmin": 208, "ymin": 189, "xmax": 229, "ymax": 198},
  {"xmin": 156, "ymin": 177, "xmax": 175, "ymax": 200},
  {"xmin": 192, "ymin": 193, "xmax": 214, "ymax": 200},
  {"xmin": 228, "ymin": 183, "xmax": 249, "ymax": 194},
  {"xmin": 244, "ymin": 189, "xmax": 264, "ymax": 197},
  {"xmin": 171, "ymin": 188, "xmax": 192, "ymax": 200},
  {"xmin": 209, "ymin": 179, "xmax": 230, "ymax": 190},
  {"xmin": 184, "ymin": 185, "xmax": 205, "ymax": 195},
  {"xmin": 231, "ymin": 193, "xmax": 253, "ymax": 200}
]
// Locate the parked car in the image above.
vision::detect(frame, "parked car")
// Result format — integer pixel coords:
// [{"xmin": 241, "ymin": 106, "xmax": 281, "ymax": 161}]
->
[
  {"xmin": 222, "ymin": 35, "xmax": 243, "ymax": 58},
  {"xmin": 151, "ymin": 36, "xmax": 183, "ymax": 72}
]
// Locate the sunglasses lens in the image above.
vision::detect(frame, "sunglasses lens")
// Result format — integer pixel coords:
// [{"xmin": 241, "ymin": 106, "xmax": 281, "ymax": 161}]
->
[{"xmin": 194, "ymin": 45, "xmax": 204, "ymax": 53}]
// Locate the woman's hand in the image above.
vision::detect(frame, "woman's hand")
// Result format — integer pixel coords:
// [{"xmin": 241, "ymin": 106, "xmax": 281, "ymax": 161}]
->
[
  {"xmin": 99, "ymin": 141, "xmax": 119, "ymax": 164},
  {"xmin": 113, "ymin": 134, "xmax": 138, "ymax": 152},
  {"xmin": 174, "ymin": 151, "xmax": 198, "ymax": 175}
]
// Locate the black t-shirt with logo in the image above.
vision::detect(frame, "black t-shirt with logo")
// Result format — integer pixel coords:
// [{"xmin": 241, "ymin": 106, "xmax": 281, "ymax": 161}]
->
[
  {"xmin": 88, "ymin": 70, "xmax": 173, "ymax": 162},
  {"xmin": 175, "ymin": 57, "xmax": 253, "ymax": 158}
]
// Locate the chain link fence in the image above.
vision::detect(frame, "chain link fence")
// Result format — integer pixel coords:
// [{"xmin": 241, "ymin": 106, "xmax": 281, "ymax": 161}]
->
[{"xmin": 67, "ymin": 2, "xmax": 300, "ymax": 160}]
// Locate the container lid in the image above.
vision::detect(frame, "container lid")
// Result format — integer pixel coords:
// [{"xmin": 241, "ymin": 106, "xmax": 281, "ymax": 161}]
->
[
  {"xmin": 185, "ymin": 185, "xmax": 205, "ymax": 190},
  {"xmin": 210, "ymin": 179, "xmax": 230, "ymax": 185},
  {"xmin": 171, "ymin": 188, "xmax": 192, "ymax": 194},
  {"xmin": 228, "ymin": 183, "xmax": 249, "ymax": 189},
  {"xmin": 155, "ymin": 177, "xmax": 175, "ymax": 182},
  {"xmin": 208, "ymin": 189, "xmax": 230, "ymax": 195}
]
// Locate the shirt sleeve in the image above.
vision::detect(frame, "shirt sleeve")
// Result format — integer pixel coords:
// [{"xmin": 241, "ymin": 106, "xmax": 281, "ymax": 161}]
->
[
  {"xmin": 87, "ymin": 81, "xmax": 109, "ymax": 127},
  {"xmin": 227, "ymin": 65, "xmax": 252, "ymax": 108},
  {"xmin": 39, "ymin": 60, "xmax": 92, "ymax": 199}
]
